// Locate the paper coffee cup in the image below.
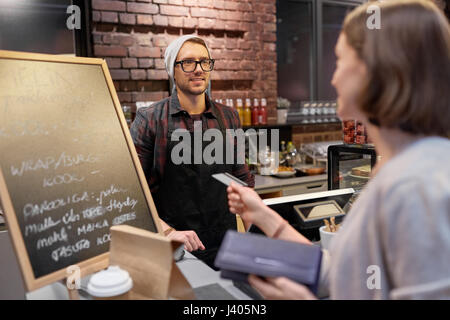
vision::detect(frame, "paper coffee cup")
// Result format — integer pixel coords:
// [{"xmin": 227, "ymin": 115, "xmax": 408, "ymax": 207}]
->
[
  {"xmin": 87, "ymin": 266, "xmax": 133, "ymax": 300},
  {"xmin": 319, "ymin": 226, "xmax": 337, "ymax": 251}
]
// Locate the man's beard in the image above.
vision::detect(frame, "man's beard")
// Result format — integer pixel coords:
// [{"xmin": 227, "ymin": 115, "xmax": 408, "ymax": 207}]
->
[{"xmin": 178, "ymin": 81, "xmax": 208, "ymax": 96}]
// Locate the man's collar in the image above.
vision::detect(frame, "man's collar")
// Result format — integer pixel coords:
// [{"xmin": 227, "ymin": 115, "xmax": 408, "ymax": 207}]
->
[{"xmin": 169, "ymin": 90, "xmax": 216, "ymax": 118}]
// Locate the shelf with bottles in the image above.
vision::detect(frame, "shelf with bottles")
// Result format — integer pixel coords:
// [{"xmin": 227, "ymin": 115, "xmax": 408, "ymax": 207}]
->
[
  {"xmin": 214, "ymin": 97, "xmax": 268, "ymax": 127},
  {"xmin": 286, "ymin": 100, "xmax": 341, "ymax": 125}
]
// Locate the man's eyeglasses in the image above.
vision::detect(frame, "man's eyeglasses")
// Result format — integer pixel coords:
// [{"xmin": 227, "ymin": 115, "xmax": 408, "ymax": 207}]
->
[{"xmin": 174, "ymin": 59, "xmax": 215, "ymax": 72}]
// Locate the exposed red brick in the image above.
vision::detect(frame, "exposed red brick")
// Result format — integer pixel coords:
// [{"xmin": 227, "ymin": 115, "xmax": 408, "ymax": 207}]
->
[
  {"xmin": 101, "ymin": 11, "xmax": 118, "ymax": 23},
  {"xmin": 168, "ymin": 0, "xmax": 183, "ymax": 5},
  {"xmin": 94, "ymin": 45, "xmax": 127, "ymax": 57},
  {"xmin": 92, "ymin": 0, "xmax": 126, "ymax": 12},
  {"xmin": 160, "ymin": 5, "xmax": 189, "ymax": 16},
  {"xmin": 244, "ymin": 32, "xmax": 258, "ymax": 41},
  {"xmin": 191, "ymin": 7, "xmax": 217, "ymax": 18},
  {"xmin": 138, "ymin": 58, "xmax": 154, "ymax": 68},
  {"xmin": 224, "ymin": 21, "xmax": 240, "ymax": 31},
  {"xmin": 154, "ymin": 58, "xmax": 166, "ymax": 69},
  {"xmin": 197, "ymin": 0, "xmax": 214, "ymax": 8},
  {"xmin": 117, "ymin": 92, "xmax": 132, "ymax": 102},
  {"xmin": 227, "ymin": 61, "xmax": 240, "ymax": 71},
  {"xmin": 198, "ymin": 18, "xmax": 216, "ymax": 29},
  {"xmin": 92, "ymin": 11, "xmax": 101, "ymax": 22},
  {"xmin": 240, "ymin": 60, "xmax": 256, "ymax": 70},
  {"xmin": 132, "ymin": 91, "xmax": 169, "ymax": 102},
  {"xmin": 209, "ymin": 38, "xmax": 225, "ymax": 49},
  {"xmin": 147, "ymin": 70, "xmax": 169, "ymax": 80},
  {"xmin": 213, "ymin": 60, "xmax": 226, "ymax": 70},
  {"xmin": 263, "ymin": 13, "xmax": 276, "ymax": 23},
  {"xmin": 238, "ymin": 39, "xmax": 251, "ymax": 50},
  {"xmin": 122, "ymin": 58, "xmax": 138, "ymax": 68},
  {"xmin": 150, "ymin": 36, "xmax": 166, "ymax": 47},
  {"xmin": 127, "ymin": 3, "xmax": 158, "ymax": 14},
  {"xmin": 110, "ymin": 69, "xmax": 130, "ymax": 80},
  {"xmin": 266, "ymin": 3, "xmax": 276, "ymax": 14},
  {"xmin": 93, "ymin": 33, "xmax": 102, "ymax": 44},
  {"xmin": 264, "ymin": 22, "xmax": 276, "ymax": 32},
  {"xmin": 225, "ymin": 11, "xmax": 243, "ymax": 21},
  {"xmin": 212, "ymin": 0, "xmax": 224, "ymax": 10},
  {"xmin": 262, "ymin": 32, "xmax": 276, "ymax": 42},
  {"xmin": 136, "ymin": 14, "xmax": 153, "ymax": 25},
  {"xmin": 131, "ymin": 69, "xmax": 147, "ymax": 80},
  {"xmin": 210, "ymin": 49, "xmax": 225, "ymax": 60},
  {"xmin": 153, "ymin": 15, "xmax": 169, "ymax": 26},
  {"xmin": 135, "ymin": 34, "xmax": 152, "ymax": 46},
  {"xmin": 238, "ymin": 2, "xmax": 252, "ymax": 12},
  {"xmin": 243, "ymin": 12, "xmax": 256, "ymax": 22},
  {"xmin": 117, "ymin": 35, "xmax": 135, "ymax": 47},
  {"xmin": 91, "ymin": 0, "xmax": 278, "ymax": 123},
  {"xmin": 119, "ymin": 13, "xmax": 136, "ymax": 25},
  {"xmin": 184, "ymin": 0, "xmax": 198, "ymax": 6},
  {"xmin": 264, "ymin": 42, "xmax": 276, "ymax": 52},
  {"xmin": 224, "ymin": 1, "xmax": 239, "ymax": 11},
  {"xmin": 105, "ymin": 57, "xmax": 121, "ymax": 69},
  {"xmin": 168, "ymin": 16, "xmax": 184, "ymax": 28},
  {"xmin": 214, "ymin": 20, "xmax": 225, "ymax": 30},
  {"xmin": 120, "ymin": 81, "xmax": 137, "ymax": 92},
  {"xmin": 183, "ymin": 17, "xmax": 198, "ymax": 28}
]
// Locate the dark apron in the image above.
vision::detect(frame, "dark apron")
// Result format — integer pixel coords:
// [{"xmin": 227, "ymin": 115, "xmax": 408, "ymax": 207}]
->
[{"xmin": 153, "ymin": 104, "xmax": 237, "ymax": 269}]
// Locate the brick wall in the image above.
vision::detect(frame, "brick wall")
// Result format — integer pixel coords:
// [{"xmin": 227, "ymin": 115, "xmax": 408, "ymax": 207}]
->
[{"xmin": 91, "ymin": 0, "xmax": 278, "ymax": 122}]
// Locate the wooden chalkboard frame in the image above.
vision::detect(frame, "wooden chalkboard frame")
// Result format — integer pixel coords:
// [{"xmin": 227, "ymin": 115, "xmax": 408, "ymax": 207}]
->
[{"xmin": 0, "ymin": 50, "xmax": 163, "ymax": 292}]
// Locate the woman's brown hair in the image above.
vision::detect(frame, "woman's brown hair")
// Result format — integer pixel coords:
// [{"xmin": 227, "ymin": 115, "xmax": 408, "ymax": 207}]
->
[{"xmin": 343, "ymin": 0, "xmax": 450, "ymax": 137}]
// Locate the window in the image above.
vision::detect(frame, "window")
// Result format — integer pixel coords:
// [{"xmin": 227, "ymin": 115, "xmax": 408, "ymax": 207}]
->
[
  {"xmin": 277, "ymin": 0, "xmax": 315, "ymax": 103},
  {"xmin": 0, "ymin": 0, "xmax": 91, "ymax": 56},
  {"xmin": 277, "ymin": 0, "xmax": 364, "ymax": 103}
]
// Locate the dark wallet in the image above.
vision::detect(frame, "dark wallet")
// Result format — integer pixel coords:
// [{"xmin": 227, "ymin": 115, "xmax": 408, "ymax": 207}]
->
[{"xmin": 214, "ymin": 230, "xmax": 323, "ymax": 295}]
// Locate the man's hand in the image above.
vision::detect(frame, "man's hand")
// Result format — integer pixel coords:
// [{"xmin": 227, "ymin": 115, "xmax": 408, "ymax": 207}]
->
[
  {"xmin": 167, "ymin": 230, "xmax": 205, "ymax": 252},
  {"xmin": 248, "ymin": 275, "xmax": 317, "ymax": 300}
]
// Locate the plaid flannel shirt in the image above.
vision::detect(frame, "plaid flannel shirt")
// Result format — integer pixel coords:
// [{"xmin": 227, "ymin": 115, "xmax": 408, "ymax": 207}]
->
[{"xmin": 130, "ymin": 93, "xmax": 255, "ymax": 193}]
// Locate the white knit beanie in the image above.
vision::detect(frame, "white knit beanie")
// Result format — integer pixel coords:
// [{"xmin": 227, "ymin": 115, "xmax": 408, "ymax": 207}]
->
[{"xmin": 164, "ymin": 35, "xmax": 212, "ymax": 95}]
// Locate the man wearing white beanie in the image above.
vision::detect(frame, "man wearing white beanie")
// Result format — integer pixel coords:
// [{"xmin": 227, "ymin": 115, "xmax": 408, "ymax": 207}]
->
[{"xmin": 130, "ymin": 35, "xmax": 254, "ymax": 269}]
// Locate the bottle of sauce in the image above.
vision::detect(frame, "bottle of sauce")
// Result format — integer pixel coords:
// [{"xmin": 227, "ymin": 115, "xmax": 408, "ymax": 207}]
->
[
  {"xmin": 229, "ymin": 98, "xmax": 234, "ymax": 109},
  {"xmin": 252, "ymin": 98, "xmax": 260, "ymax": 125},
  {"xmin": 259, "ymin": 98, "xmax": 268, "ymax": 125},
  {"xmin": 243, "ymin": 98, "xmax": 252, "ymax": 126},
  {"xmin": 236, "ymin": 98, "xmax": 244, "ymax": 124}
]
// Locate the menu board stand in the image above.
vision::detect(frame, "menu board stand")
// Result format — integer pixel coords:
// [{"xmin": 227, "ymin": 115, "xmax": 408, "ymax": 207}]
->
[{"xmin": 0, "ymin": 50, "xmax": 162, "ymax": 293}]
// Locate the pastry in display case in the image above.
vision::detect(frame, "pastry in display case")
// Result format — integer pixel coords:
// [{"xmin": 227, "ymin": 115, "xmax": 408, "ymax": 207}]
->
[{"xmin": 327, "ymin": 144, "xmax": 377, "ymax": 208}]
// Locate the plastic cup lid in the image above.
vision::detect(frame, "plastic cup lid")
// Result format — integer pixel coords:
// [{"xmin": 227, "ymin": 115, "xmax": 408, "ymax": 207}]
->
[{"xmin": 87, "ymin": 266, "xmax": 133, "ymax": 297}]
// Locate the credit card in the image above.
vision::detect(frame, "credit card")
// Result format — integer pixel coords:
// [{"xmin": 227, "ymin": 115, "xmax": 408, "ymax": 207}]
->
[{"xmin": 212, "ymin": 173, "xmax": 248, "ymax": 187}]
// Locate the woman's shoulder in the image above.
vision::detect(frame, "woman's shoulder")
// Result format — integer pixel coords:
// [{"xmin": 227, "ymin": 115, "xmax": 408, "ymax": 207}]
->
[{"xmin": 377, "ymin": 137, "xmax": 450, "ymax": 184}]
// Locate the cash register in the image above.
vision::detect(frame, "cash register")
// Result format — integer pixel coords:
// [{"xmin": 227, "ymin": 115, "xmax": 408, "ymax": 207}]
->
[{"xmin": 248, "ymin": 188, "xmax": 354, "ymax": 241}]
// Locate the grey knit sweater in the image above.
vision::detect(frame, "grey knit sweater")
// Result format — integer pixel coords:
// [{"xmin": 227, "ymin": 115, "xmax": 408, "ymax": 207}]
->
[{"xmin": 319, "ymin": 137, "xmax": 450, "ymax": 299}]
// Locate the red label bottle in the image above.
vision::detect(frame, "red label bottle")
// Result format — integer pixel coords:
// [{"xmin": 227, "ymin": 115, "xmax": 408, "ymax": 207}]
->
[
  {"xmin": 259, "ymin": 98, "xmax": 268, "ymax": 125},
  {"xmin": 252, "ymin": 98, "xmax": 260, "ymax": 125}
]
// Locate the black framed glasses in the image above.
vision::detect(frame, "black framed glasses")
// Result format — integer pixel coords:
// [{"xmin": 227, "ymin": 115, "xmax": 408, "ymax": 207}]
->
[{"xmin": 174, "ymin": 59, "xmax": 215, "ymax": 72}]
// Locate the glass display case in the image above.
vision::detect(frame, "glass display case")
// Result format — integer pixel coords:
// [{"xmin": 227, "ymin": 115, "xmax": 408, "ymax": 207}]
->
[{"xmin": 327, "ymin": 144, "xmax": 377, "ymax": 206}]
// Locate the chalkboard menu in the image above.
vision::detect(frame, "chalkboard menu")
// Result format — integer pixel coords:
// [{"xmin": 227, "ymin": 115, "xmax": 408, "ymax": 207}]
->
[{"xmin": 0, "ymin": 51, "xmax": 162, "ymax": 291}]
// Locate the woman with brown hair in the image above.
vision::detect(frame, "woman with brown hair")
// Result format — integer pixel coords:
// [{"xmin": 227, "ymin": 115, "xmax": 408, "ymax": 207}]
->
[{"xmin": 227, "ymin": 0, "xmax": 450, "ymax": 299}]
